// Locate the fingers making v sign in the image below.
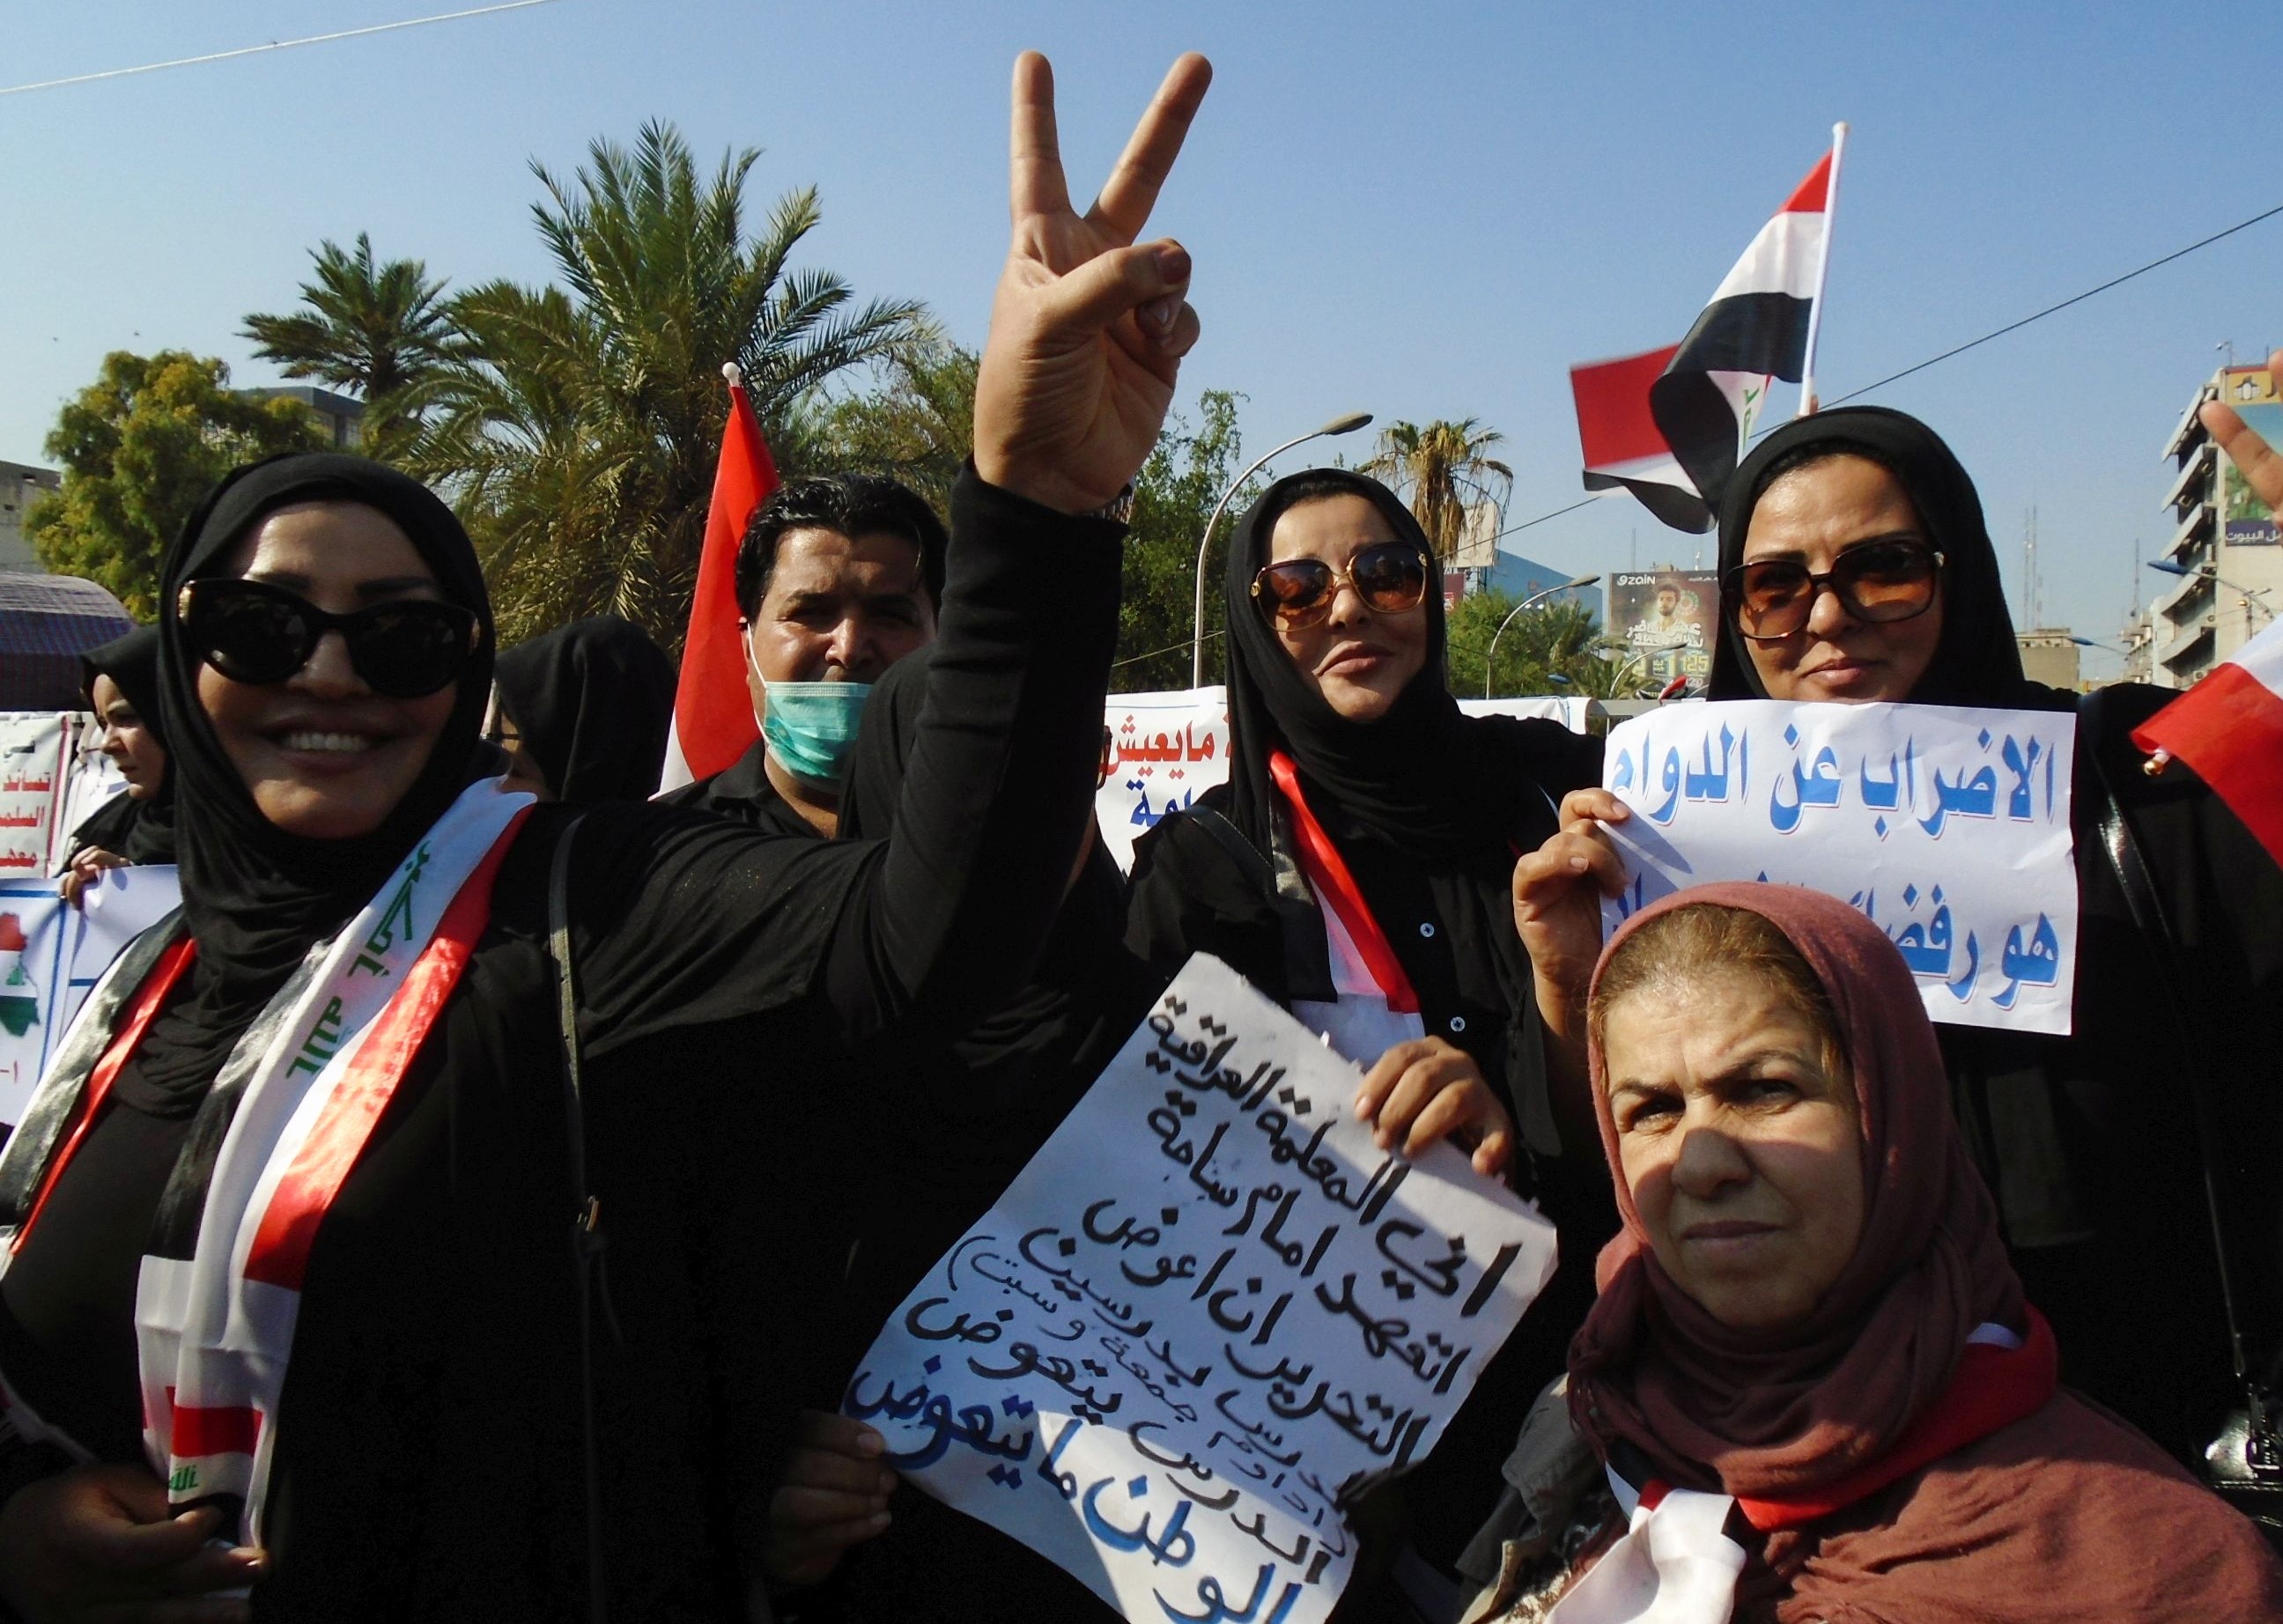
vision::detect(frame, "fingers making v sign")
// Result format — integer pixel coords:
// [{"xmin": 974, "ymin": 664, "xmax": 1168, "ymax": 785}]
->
[{"xmin": 974, "ymin": 51, "xmax": 1213, "ymax": 516}]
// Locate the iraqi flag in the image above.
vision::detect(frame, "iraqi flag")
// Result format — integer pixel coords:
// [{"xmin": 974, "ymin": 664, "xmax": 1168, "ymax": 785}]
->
[
  {"xmin": 1572, "ymin": 343, "xmax": 1718, "ymax": 533},
  {"xmin": 1644, "ymin": 146, "xmax": 1837, "ymax": 523},
  {"xmin": 660, "ymin": 363, "xmax": 780, "ymax": 792},
  {"xmin": 2132, "ymin": 618, "xmax": 2283, "ymax": 868}
]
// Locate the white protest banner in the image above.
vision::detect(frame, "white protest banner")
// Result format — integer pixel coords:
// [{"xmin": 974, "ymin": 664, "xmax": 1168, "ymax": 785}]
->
[
  {"xmin": 0, "ymin": 882, "xmax": 70, "ymax": 1124},
  {"xmin": 1099, "ymin": 689, "xmax": 1229, "ymax": 871},
  {"xmin": 846, "ymin": 953, "xmax": 1558, "ymax": 1624},
  {"xmin": 1096, "ymin": 690, "xmax": 1596, "ymax": 871},
  {"xmin": 52, "ymin": 865, "xmax": 181, "ymax": 1044},
  {"xmin": 0, "ymin": 715, "xmax": 70, "ymax": 880},
  {"xmin": 1600, "ymin": 700, "xmax": 2078, "ymax": 1034},
  {"xmin": 53, "ymin": 717, "xmax": 125, "ymax": 868}
]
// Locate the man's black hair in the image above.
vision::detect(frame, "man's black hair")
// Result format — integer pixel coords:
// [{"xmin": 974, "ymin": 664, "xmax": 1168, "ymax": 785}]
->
[{"xmin": 734, "ymin": 474, "xmax": 949, "ymax": 621}]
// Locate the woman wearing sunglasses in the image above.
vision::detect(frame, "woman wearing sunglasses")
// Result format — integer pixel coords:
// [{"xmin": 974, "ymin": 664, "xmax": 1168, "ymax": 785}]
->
[
  {"xmin": 1526, "ymin": 404, "xmax": 2283, "ymax": 1491},
  {"xmin": 0, "ymin": 48, "xmax": 1211, "ymax": 1620},
  {"xmin": 1124, "ymin": 468, "xmax": 1610, "ymax": 1600}
]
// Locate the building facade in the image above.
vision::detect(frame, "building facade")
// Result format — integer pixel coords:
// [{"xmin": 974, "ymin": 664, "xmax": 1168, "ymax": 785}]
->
[
  {"xmin": 2153, "ymin": 362, "xmax": 2281, "ymax": 687},
  {"xmin": 0, "ymin": 462, "xmax": 60, "ymax": 573}
]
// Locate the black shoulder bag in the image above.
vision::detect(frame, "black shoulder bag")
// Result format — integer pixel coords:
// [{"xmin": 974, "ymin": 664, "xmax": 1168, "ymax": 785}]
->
[
  {"xmin": 547, "ymin": 815, "xmax": 614, "ymax": 1621},
  {"xmin": 2080, "ymin": 691, "xmax": 2283, "ymax": 1529}
]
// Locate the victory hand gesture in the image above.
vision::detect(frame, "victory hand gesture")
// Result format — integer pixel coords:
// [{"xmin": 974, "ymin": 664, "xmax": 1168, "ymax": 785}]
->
[
  {"xmin": 2201, "ymin": 347, "xmax": 2283, "ymax": 515},
  {"xmin": 974, "ymin": 52, "xmax": 1211, "ymax": 514}
]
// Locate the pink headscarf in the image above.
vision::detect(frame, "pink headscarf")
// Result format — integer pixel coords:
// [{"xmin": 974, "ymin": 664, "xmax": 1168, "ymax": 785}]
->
[{"xmin": 1566, "ymin": 881, "xmax": 2023, "ymax": 1498}]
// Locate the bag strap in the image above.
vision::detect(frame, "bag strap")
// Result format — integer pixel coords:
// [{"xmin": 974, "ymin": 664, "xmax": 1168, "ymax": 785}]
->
[
  {"xmin": 547, "ymin": 814, "xmax": 610, "ymax": 1624},
  {"xmin": 2078, "ymin": 690, "xmax": 2276, "ymax": 1468}
]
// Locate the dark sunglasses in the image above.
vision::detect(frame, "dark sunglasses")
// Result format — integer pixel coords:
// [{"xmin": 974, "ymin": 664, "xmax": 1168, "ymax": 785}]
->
[
  {"xmin": 178, "ymin": 578, "xmax": 480, "ymax": 698},
  {"xmin": 1725, "ymin": 539, "xmax": 1945, "ymax": 643},
  {"xmin": 1251, "ymin": 542, "xmax": 1432, "ymax": 630}
]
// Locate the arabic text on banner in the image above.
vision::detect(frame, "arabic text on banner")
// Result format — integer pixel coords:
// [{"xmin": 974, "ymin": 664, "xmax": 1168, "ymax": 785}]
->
[
  {"xmin": 1097, "ymin": 690, "xmax": 1596, "ymax": 872},
  {"xmin": 845, "ymin": 953, "xmax": 1558, "ymax": 1624},
  {"xmin": 1599, "ymin": 700, "xmax": 2078, "ymax": 1035},
  {"xmin": 0, "ymin": 714, "xmax": 69, "ymax": 879}
]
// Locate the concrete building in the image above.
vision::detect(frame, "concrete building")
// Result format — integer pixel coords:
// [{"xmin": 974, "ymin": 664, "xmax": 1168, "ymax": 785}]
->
[
  {"xmin": 2015, "ymin": 627, "xmax": 2082, "ymax": 691},
  {"xmin": 2117, "ymin": 608, "xmax": 2158, "ymax": 686},
  {"xmin": 240, "ymin": 385, "xmax": 364, "ymax": 449},
  {"xmin": 2152, "ymin": 362, "xmax": 2282, "ymax": 688},
  {"xmin": 0, "ymin": 462, "xmax": 60, "ymax": 573}
]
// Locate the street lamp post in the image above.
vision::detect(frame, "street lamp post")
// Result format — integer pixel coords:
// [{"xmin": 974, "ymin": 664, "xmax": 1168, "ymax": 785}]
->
[
  {"xmin": 2147, "ymin": 557, "xmax": 2277, "ymax": 618},
  {"xmin": 1190, "ymin": 412, "xmax": 1374, "ymax": 687},
  {"xmin": 1482, "ymin": 573, "xmax": 1602, "ymax": 698}
]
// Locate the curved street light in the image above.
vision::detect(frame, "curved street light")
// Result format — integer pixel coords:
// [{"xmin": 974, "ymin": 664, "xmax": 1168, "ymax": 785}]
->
[
  {"xmin": 1190, "ymin": 411, "xmax": 1374, "ymax": 687},
  {"xmin": 2147, "ymin": 557, "xmax": 2277, "ymax": 619},
  {"xmin": 1481, "ymin": 572, "xmax": 1602, "ymax": 698}
]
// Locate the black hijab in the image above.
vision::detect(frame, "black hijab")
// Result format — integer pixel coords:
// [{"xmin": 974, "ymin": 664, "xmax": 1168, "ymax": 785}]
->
[
  {"xmin": 492, "ymin": 616, "xmax": 676, "ymax": 803},
  {"xmin": 70, "ymin": 626, "xmax": 176, "ymax": 865},
  {"xmin": 1708, "ymin": 407, "xmax": 2037, "ymax": 706},
  {"xmin": 133, "ymin": 454, "xmax": 496, "ymax": 1114},
  {"xmin": 1221, "ymin": 468, "xmax": 1552, "ymax": 858}
]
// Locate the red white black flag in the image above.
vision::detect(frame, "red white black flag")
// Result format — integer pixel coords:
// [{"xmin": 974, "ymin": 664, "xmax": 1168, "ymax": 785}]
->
[{"xmin": 1571, "ymin": 144, "xmax": 1837, "ymax": 533}]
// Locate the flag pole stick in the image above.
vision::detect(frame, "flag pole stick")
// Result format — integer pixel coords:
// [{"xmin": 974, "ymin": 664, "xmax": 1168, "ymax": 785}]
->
[{"xmin": 1795, "ymin": 121, "xmax": 1849, "ymax": 418}]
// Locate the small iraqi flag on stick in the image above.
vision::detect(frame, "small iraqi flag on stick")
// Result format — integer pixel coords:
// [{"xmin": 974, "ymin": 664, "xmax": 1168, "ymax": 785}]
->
[
  {"xmin": 2133, "ymin": 617, "xmax": 2283, "ymax": 869},
  {"xmin": 660, "ymin": 363, "xmax": 780, "ymax": 793},
  {"xmin": 1572, "ymin": 128, "xmax": 1847, "ymax": 533}
]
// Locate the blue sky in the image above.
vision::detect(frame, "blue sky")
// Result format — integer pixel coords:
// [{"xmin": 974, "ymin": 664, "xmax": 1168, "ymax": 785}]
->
[{"xmin": 4, "ymin": 1, "xmax": 2277, "ymax": 675}]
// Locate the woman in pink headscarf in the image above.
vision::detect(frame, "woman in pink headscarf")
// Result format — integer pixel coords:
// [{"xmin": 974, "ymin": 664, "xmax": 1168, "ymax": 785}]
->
[{"xmin": 1460, "ymin": 882, "xmax": 2282, "ymax": 1623}]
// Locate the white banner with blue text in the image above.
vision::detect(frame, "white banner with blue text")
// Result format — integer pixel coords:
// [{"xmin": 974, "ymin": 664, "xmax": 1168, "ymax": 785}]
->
[
  {"xmin": 1599, "ymin": 700, "xmax": 2078, "ymax": 1035},
  {"xmin": 846, "ymin": 952, "xmax": 1559, "ymax": 1624}
]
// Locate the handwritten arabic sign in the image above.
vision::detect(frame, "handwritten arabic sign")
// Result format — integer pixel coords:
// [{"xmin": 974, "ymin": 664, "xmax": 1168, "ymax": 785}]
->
[
  {"xmin": 846, "ymin": 953, "xmax": 1558, "ymax": 1624},
  {"xmin": 1097, "ymin": 690, "xmax": 1598, "ymax": 871},
  {"xmin": 0, "ymin": 715, "xmax": 69, "ymax": 879},
  {"xmin": 1600, "ymin": 701, "xmax": 2078, "ymax": 1034}
]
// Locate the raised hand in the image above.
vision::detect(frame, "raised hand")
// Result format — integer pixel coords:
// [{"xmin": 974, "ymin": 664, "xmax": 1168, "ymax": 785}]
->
[
  {"xmin": 2201, "ymin": 348, "xmax": 2283, "ymax": 515},
  {"xmin": 974, "ymin": 52, "xmax": 1212, "ymax": 514}
]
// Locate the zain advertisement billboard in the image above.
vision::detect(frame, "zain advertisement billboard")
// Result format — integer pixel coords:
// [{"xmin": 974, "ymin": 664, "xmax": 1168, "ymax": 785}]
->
[{"xmin": 1607, "ymin": 569, "xmax": 1718, "ymax": 687}]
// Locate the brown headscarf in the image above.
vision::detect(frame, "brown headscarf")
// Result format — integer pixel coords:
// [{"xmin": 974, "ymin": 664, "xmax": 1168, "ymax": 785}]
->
[{"xmin": 1564, "ymin": 882, "xmax": 2283, "ymax": 1620}]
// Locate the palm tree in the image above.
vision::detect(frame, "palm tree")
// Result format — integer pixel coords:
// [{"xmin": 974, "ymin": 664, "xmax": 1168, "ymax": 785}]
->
[
  {"xmin": 241, "ymin": 234, "xmax": 463, "ymax": 446},
  {"xmin": 409, "ymin": 121, "xmax": 927, "ymax": 646},
  {"xmin": 1363, "ymin": 418, "xmax": 1514, "ymax": 563}
]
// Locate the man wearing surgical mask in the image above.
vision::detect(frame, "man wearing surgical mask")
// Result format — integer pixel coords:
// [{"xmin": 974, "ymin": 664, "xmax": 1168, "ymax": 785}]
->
[{"xmin": 665, "ymin": 474, "xmax": 944, "ymax": 838}]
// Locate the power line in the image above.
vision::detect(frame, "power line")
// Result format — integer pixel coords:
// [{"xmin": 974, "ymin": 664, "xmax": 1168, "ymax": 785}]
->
[
  {"xmin": 1481, "ymin": 198, "xmax": 2283, "ymax": 549},
  {"xmin": 1822, "ymin": 200, "xmax": 2283, "ymax": 408},
  {"xmin": 0, "ymin": 0, "xmax": 564, "ymax": 98},
  {"xmin": 1115, "ymin": 628, "xmax": 1220, "ymax": 673}
]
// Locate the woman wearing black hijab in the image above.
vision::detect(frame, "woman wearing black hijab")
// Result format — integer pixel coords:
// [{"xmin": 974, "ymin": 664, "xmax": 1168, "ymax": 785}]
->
[
  {"xmin": 1123, "ymin": 467, "xmax": 1608, "ymax": 1596},
  {"xmin": 60, "ymin": 627, "xmax": 176, "ymax": 897},
  {"xmin": 490, "ymin": 616, "xmax": 677, "ymax": 802},
  {"xmin": 1548, "ymin": 405, "xmax": 2283, "ymax": 1476},
  {"xmin": 0, "ymin": 51, "xmax": 1211, "ymax": 1619}
]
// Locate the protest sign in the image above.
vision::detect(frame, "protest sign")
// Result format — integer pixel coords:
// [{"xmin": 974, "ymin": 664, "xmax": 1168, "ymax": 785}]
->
[
  {"xmin": 1099, "ymin": 689, "xmax": 1229, "ymax": 870},
  {"xmin": 1600, "ymin": 700, "xmax": 2078, "ymax": 1034},
  {"xmin": 1096, "ymin": 690, "xmax": 1597, "ymax": 871},
  {"xmin": 0, "ymin": 715, "xmax": 70, "ymax": 879},
  {"xmin": 0, "ymin": 867, "xmax": 181, "ymax": 1126},
  {"xmin": 846, "ymin": 953, "xmax": 1558, "ymax": 1624}
]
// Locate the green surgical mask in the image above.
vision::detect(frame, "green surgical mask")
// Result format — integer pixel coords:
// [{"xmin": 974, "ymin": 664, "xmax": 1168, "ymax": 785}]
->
[{"xmin": 760, "ymin": 680, "xmax": 871, "ymax": 794}]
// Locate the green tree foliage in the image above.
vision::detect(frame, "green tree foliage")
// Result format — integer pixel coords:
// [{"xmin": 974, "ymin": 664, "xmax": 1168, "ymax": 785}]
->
[
  {"xmin": 1444, "ymin": 591, "xmax": 1607, "ymax": 698},
  {"xmin": 784, "ymin": 336, "xmax": 979, "ymax": 516},
  {"xmin": 1114, "ymin": 389, "xmax": 1260, "ymax": 692},
  {"xmin": 1363, "ymin": 418, "xmax": 1514, "ymax": 562},
  {"xmin": 29, "ymin": 351, "xmax": 326, "ymax": 616},
  {"xmin": 240, "ymin": 233, "xmax": 464, "ymax": 452},
  {"xmin": 408, "ymin": 121, "xmax": 927, "ymax": 646}
]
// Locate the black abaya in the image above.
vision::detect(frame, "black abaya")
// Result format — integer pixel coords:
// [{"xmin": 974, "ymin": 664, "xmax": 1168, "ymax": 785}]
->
[
  {"xmin": 1124, "ymin": 469, "xmax": 1607, "ymax": 1583},
  {"xmin": 1709, "ymin": 409, "xmax": 2283, "ymax": 1465},
  {"xmin": 0, "ymin": 461, "xmax": 1124, "ymax": 1621}
]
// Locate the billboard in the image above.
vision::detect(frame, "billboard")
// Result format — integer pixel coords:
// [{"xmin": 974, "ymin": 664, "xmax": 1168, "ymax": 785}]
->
[
  {"xmin": 1607, "ymin": 568, "xmax": 1718, "ymax": 687},
  {"xmin": 2220, "ymin": 367, "xmax": 2280, "ymax": 546}
]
